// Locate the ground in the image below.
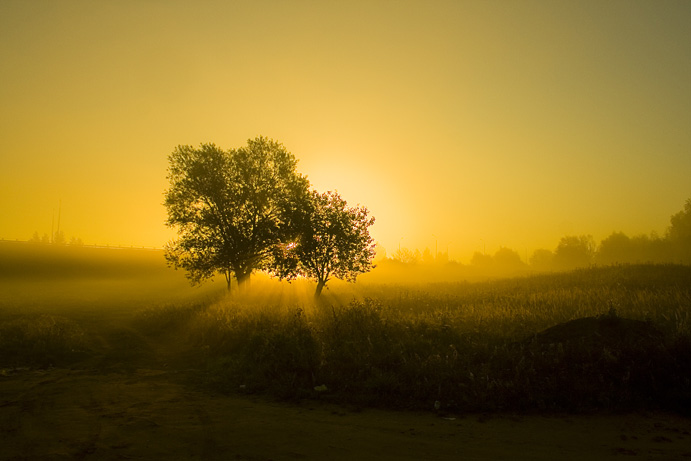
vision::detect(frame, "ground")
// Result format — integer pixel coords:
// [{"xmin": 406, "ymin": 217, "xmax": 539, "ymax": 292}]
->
[
  {"xmin": 1, "ymin": 266, "xmax": 690, "ymax": 460},
  {"xmin": 1, "ymin": 320, "xmax": 690, "ymax": 460}
]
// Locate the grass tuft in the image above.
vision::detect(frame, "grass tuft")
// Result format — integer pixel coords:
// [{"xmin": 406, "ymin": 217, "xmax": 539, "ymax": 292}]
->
[{"xmin": 0, "ymin": 314, "xmax": 88, "ymax": 368}]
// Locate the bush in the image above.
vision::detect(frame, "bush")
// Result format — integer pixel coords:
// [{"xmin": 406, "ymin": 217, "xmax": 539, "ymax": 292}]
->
[{"xmin": 0, "ymin": 314, "xmax": 88, "ymax": 368}]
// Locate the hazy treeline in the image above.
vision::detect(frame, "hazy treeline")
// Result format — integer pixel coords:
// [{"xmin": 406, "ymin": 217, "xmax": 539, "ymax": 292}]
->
[
  {"xmin": 530, "ymin": 198, "xmax": 691, "ymax": 269},
  {"xmin": 28, "ymin": 230, "xmax": 83, "ymax": 246},
  {"xmin": 0, "ymin": 240, "xmax": 169, "ymax": 280},
  {"xmin": 368, "ymin": 198, "xmax": 691, "ymax": 282},
  {"xmin": 8, "ymin": 198, "xmax": 689, "ymax": 286}
]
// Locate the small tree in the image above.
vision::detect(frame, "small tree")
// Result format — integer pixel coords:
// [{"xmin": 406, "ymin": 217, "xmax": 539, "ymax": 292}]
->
[
  {"xmin": 596, "ymin": 231, "xmax": 632, "ymax": 265},
  {"xmin": 273, "ymin": 190, "xmax": 375, "ymax": 297},
  {"xmin": 553, "ymin": 235, "xmax": 596, "ymax": 270},
  {"xmin": 494, "ymin": 247, "xmax": 524, "ymax": 267},
  {"xmin": 530, "ymin": 248, "xmax": 554, "ymax": 271},
  {"xmin": 164, "ymin": 137, "xmax": 309, "ymax": 290},
  {"xmin": 667, "ymin": 198, "xmax": 691, "ymax": 263},
  {"xmin": 392, "ymin": 247, "xmax": 421, "ymax": 264},
  {"xmin": 470, "ymin": 251, "xmax": 493, "ymax": 269},
  {"xmin": 53, "ymin": 230, "xmax": 66, "ymax": 245},
  {"xmin": 29, "ymin": 231, "xmax": 41, "ymax": 243},
  {"xmin": 69, "ymin": 236, "xmax": 84, "ymax": 246}
]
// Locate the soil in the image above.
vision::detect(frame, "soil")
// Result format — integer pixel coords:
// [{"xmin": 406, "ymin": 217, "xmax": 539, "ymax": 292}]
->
[
  {"xmin": 1, "ymin": 300, "xmax": 690, "ymax": 460},
  {"xmin": 530, "ymin": 312, "xmax": 666, "ymax": 349},
  {"xmin": 2, "ymin": 366, "xmax": 691, "ymax": 461}
]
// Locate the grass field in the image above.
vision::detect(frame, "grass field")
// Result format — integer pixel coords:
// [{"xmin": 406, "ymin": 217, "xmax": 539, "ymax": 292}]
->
[
  {"xmin": 178, "ymin": 264, "xmax": 691, "ymax": 413},
  {"xmin": 1, "ymin": 241, "xmax": 689, "ymax": 415}
]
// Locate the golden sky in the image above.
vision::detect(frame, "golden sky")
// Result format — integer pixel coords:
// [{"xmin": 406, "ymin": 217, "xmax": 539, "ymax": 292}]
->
[{"xmin": 1, "ymin": 0, "xmax": 689, "ymax": 262}]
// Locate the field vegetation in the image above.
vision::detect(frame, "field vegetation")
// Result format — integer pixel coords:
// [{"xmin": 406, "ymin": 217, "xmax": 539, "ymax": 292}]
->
[
  {"xmin": 2, "ymin": 240, "xmax": 689, "ymax": 415},
  {"xmin": 179, "ymin": 264, "xmax": 691, "ymax": 414}
]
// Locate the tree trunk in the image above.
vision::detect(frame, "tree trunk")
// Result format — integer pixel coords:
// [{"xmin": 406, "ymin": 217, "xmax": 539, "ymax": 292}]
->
[
  {"xmin": 236, "ymin": 269, "xmax": 252, "ymax": 291},
  {"xmin": 224, "ymin": 269, "xmax": 232, "ymax": 292},
  {"xmin": 314, "ymin": 279, "xmax": 326, "ymax": 298}
]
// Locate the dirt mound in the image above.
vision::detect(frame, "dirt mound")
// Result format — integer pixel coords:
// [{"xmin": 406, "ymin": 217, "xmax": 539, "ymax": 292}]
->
[{"xmin": 529, "ymin": 310, "xmax": 666, "ymax": 350}]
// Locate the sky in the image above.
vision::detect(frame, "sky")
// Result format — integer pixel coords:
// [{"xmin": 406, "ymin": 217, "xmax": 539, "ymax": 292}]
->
[{"xmin": 1, "ymin": 0, "xmax": 689, "ymax": 263}]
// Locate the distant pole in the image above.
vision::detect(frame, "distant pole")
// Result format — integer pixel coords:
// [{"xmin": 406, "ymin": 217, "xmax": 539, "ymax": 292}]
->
[
  {"xmin": 56, "ymin": 200, "xmax": 61, "ymax": 240},
  {"xmin": 432, "ymin": 234, "xmax": 437, "ymax": 260},
  {"xmin": 51, "ymin": 210, "xmax": 55, "ymax": 244}
]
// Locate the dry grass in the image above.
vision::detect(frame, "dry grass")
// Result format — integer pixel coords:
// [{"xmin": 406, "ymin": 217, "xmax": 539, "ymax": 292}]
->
[
  {"xmin": 172, "ymin": 264, "xmax": 691, "ymax": 413},
  {"xmin": 0, "ymin": 314, "xmax": 88, "ymax": 368},
  {"xmin": 1, "ymin": 262, "xmax": 688, "ymax": 414}
]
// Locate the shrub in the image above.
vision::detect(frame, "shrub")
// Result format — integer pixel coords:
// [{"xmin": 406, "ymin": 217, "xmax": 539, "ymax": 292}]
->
[{"xmin": 0, "ymin": 314, "xmax": 88, "ymax": 368}]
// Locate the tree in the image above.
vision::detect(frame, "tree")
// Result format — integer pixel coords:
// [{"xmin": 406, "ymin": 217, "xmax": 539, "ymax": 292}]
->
[
  {"xmin": 470, "ymin": 251, "xmax": 493, "ymax": 269},
  {"xmin": 392, "ymin": 247, "xmax": 421, "ymax": 264},
  {"xmin": 372, "ymin": 243, "xmax": 387, "ymax": 262},
  {"xmin": 272, "ymin": 190, "xmax": 375, "ymax": 297},
  {"xmin": 596, "ymin": 231, "xmax": 632, "ymax": 265},
  {"xmin": 69, "ymin": 236, "xmax": 84, "ymax": 246},
  {"xmin": 164, "ymin": 137, "xmax": 309, "ymax": 290},
  {"xmin": 667, "ymin": 198, "xmax": 691, "ymax": 263},
  {"xmin": 53, "ymin": 230, "xmax": 66, "ymax": 245},
  {"xmin": 493, "ymin": 246, "xmax": 525, "ymax": 271},
  {"xmin": 422, "ymin": 247, "xmax": 435, "ymax": 264},
  {"xmin": 530, "ymin": 248, "xmax": 554, "ymax": 271},
  {"xmin": 553, "ymin": 235, "xmax": 596, "ymax": 270}
]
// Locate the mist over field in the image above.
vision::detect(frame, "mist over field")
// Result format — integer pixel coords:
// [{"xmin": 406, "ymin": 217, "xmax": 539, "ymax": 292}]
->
[
  {"xmin": 2, "ymin": 212, "xmax": 691, "ymax": 458},
  {"xmin": 2, "ymin": 1, "xmax": 691, "ymax": 458}
]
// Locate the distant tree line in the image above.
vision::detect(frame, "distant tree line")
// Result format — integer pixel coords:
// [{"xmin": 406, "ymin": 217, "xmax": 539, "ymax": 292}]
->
[
  {"xmin": 529, "ymin": 198, "xmax": 691, "ymax": 270},
  {"xmin": 28, "ymin": 230, "xmax": 83, "ymax": 246},
  {"xmin": 380, "ymin": 198, "xmax": 691, "ymax": 275},
  {"xmin": 164, "ymin": 136, "xmax": 376, "ymax": 297}
]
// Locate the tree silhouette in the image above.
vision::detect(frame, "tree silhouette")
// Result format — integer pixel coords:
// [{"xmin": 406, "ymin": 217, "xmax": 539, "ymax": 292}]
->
[
  {"xmin": 667, "ymin": 198, "xmax": 691, "ymax": 263},
  {"xmin": 53, "ymin": 230, "xmax": 66, "ymax": 245},
  {"xmin": 529, "ymin": 248, "xmax": 554, "ymax": 271},
  {"xmin": 553, "ymin": 235, "xmax": 596, "ymax": 270},
  {"xmin": 596, "ymin": 231, "xmax": 632, "ymax": 265},
  {"xmin": 470, "ymin": 251, "xmax": 493, "ymax": 268},
  {"xmin": 392, "ymin": 247, "xmax": 421, "ymax": 264},
  {"xmin": 29, "ymin": 231, "xmax": 41, "ymax": 243},
  {"xmin": 493, "ymin": 246, "xmax": 525, "ymax": 271},
  {"xmin": 272, "ymin": 190, "xmax": 375, "ymax": 297},
  {"xmin": 164, "ymin": 137, "xmax": 309, "ymax": 290}
]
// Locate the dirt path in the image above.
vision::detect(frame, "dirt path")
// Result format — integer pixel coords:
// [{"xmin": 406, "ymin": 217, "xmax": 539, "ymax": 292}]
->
[{"xmin": 1, "ymin": 364, "xmax": 690, "ymax": 460}]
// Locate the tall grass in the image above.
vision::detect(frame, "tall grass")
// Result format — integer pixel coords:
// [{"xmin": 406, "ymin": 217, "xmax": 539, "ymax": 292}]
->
[
  {"xmin": 3, "ymin": 263, "xmax": 687, "ymax": 413},
  {"xmin": 0, "ymin": 314, "xmax": 88, "ymax": 368},
  {"xmin": 175, "ymin": 264, "xmax": 691, "ymax": 413}
]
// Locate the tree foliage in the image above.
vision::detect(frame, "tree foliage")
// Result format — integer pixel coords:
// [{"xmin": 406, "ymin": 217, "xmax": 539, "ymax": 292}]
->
[
  {"xmin": 164, "ymin": 137, "xmax": 309, "ymax": 289},
  {"xmin": 272, "ymin": 190, "xmax": 375, "ymax": 297},
  {"xmin": 553, "ymin": 235, "xmax": 596, "ymax": 270},
  {"xmin": 392, "ymin": 247, "xmax": 421, "ymax": 265},
  {"xmin": 668, "ymin": 198, "xmax": 691, "ymax": 263}
]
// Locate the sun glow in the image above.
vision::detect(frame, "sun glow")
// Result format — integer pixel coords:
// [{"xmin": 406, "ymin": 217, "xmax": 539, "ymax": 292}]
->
[{"xmin": 0, "ymin": 2, "xmax": 689, "ymax": 262}]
